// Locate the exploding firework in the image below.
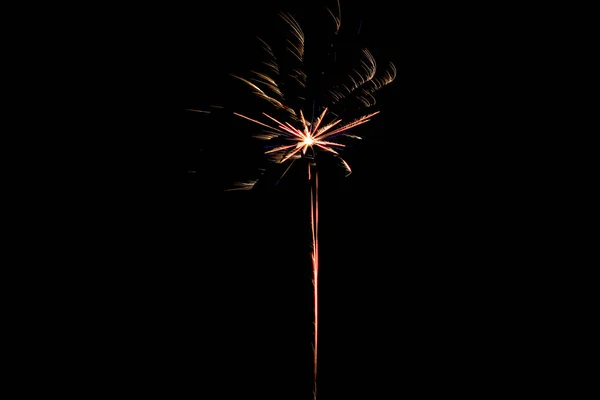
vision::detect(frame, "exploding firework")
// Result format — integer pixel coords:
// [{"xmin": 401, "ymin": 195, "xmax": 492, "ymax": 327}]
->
[{"xmin": 190, "ymin": 1, "xmax": 395, "ymax": 397}]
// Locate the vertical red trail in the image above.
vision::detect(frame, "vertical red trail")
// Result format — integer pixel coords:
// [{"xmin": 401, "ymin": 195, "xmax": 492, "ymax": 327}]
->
[{"xmin": 309, "ymin": 163, "xmax": 319, "ymax": 399}]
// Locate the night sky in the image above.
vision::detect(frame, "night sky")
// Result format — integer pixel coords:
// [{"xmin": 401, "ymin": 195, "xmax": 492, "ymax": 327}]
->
[{"xmin": 82, "ymin": 1, "xmax": 547, "ymax": 399}]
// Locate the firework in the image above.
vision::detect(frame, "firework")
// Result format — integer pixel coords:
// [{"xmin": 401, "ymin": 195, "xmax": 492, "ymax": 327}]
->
[{"xmin": 190, "ymin": 1, "xmax": 395, "ymax": 397}]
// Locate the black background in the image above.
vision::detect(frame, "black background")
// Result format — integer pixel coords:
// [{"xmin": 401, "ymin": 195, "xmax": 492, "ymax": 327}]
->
[{"xmin": 35, "ymin": 1, "xmax": 562, "ymax": 399}]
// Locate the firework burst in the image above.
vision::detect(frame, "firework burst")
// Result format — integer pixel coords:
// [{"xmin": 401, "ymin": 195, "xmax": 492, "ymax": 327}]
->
[{"xmin": 190, "ymin": 1, "xmax": 395, "ymax": 397}]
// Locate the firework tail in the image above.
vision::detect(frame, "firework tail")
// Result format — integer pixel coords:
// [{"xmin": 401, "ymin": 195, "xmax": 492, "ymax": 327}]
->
[{"xmin": 309, "ymin": 162, "xmax": 319, "ymax": 399}]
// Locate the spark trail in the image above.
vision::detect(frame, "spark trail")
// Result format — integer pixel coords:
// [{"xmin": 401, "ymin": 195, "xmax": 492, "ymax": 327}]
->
[{"xmin": 309, "ymin": 162, "xmax": 319, "ymax": 396}]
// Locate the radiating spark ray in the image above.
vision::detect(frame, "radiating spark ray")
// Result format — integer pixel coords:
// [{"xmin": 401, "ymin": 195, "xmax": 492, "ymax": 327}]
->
[
  {"xmin": 310, "ymin": 107, "xmax": 329, "ymax": 135},
  {"xmin": 317, "ymin": 111, "xmax": 380, "ymax": 140},
  {"xmin": 316, "ymin": 140, "xmax": 345, "ymax": 147},
  {"xmin": 276, "ymin": 158, "xmax": 297, "ymax": 185},
  {"xmin": 265, "ymin": 143, "xmax": 298, "ymax": 154},
  {"xmin": 261, "ymin": 113, "xmax": 305, "ymax": 139},
  {"xmin": 299, "ymin": 109, "xmax": 310, "ymax": 134},
  {"xmin": 280, "ymin": 146, "xmax": 303, "ymax": 163},
  {"xmin": 233, "ymin": 112, "xmax": 287, "ymax": 134},
  {"xmin": 315, "ymin": 143, "xmax": 340, "ymax": 155},
  {"xmin": 314, "ymin": 119, "xmax": 343, "ymax": 138},
  {"xmin": 284, "ymin": 121, "xmax": 302, "ymax": 134}
]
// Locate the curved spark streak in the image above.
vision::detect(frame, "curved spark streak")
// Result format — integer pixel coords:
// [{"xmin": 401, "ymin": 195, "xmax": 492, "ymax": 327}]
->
[{"xmin": 326, "ymin": 0, "xmax": 342, "ymax": 34}]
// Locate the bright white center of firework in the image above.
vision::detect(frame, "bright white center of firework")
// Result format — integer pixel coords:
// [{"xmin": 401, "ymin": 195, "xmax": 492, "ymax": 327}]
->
[{"xmin": 303, "ymin": 136, "xmax": 314, "ymax": 146}]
